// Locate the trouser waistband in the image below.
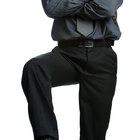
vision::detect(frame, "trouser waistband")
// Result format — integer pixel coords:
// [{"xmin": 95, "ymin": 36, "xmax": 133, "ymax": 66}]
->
[{"xmin": 58, "ymin": 39, "xmax": 114, "ymax": 48}]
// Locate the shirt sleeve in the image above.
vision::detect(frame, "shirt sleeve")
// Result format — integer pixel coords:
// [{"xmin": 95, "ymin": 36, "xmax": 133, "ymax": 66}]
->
[{"xmin": 41, "ymin": 0, "xmax": 123, "ymax": 19}]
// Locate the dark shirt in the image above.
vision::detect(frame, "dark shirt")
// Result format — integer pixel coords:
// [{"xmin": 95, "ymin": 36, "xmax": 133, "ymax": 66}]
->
[{"xmin": 41, "ymin": 0, "xmax": 123, "ymax": 42}]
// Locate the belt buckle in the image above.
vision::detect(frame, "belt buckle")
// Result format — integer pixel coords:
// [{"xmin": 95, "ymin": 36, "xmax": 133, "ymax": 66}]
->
[{"xmin": 79, "ymin": 40, "xmax": 94, "ymax": 47}]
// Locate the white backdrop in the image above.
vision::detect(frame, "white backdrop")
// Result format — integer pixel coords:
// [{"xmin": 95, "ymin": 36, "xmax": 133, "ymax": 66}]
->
[{"xmin": 0, "ymin": 0, "xmax": 140, "ymax": 140}]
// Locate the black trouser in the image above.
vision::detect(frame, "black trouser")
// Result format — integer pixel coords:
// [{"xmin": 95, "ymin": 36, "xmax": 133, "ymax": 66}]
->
[{"xmin": 21, "ymin": 41, "xmax": 117, "ymax": 140}]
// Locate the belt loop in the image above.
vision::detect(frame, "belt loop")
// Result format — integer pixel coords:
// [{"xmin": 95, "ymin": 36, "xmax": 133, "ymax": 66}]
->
[{"xmin": 92, "ymin": 40, "xmax": 94, "ymax": 47}]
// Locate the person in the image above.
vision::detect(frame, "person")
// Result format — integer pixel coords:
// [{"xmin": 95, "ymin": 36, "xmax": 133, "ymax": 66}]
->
[{"xmin": 21, "ymin": 0, "xmax": 123, "ymax": 140}]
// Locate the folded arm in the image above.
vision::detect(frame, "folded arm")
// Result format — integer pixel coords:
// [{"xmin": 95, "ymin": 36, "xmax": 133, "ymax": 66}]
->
[{"xmin": 41, "ymin": 0, "xmax": 123, "ymax": 20}]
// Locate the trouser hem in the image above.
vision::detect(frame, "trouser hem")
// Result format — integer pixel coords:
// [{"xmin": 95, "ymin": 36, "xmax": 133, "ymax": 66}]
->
[{"xmin": 34, "ymin": 129, "xmax": 59, "ymax": 140}]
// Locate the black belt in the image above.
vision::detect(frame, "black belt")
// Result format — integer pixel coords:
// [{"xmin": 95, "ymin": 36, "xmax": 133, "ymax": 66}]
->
[{"xmin": 58, "ymin": 39, "xmax": 114, "ymax": 48}]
